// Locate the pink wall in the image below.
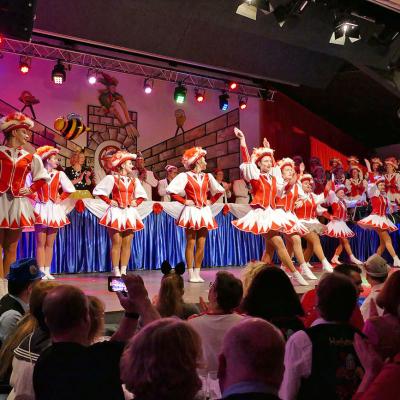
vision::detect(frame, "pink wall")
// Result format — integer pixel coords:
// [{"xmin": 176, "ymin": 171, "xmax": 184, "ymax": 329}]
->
[{"xmin": 0, "ymin": 53, "xmax": 261, "ymax": 151}]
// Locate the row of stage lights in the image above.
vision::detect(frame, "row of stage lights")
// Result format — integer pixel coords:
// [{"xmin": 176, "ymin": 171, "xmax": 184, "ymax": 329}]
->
[{"xmin": 16, "ymin": 56, "xmax": 249, "ymax": 111}]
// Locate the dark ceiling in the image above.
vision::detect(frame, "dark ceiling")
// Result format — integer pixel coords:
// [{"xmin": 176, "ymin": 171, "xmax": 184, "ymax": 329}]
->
[{"xmin": 29, "ymin": 0, "xmax": 400, "ymax": 146}]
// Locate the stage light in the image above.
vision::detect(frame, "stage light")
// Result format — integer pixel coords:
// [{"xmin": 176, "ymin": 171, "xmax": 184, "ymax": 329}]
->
[
  {"xmin": 329, "ymin": 16, "xmax": 361, "ymax": 45},
  {"xmin": 273, "ymin": 1, "xmax": 309, "ymax": 27},
  {"xmin": 52, "ymin": 60, "xmax": 66, "ymax": 85},
  {"xmin": 239, "ymin": 95, "xmax": 248, "ymax": 110},
  {"xmin": 87, "ymin": 69, "xmax": 97, "ymax": 85},
  {"xmin": 236, "ymin": 1, "xmax": 273, "ymax": 20},
  {"xmin": 19, "ymin": 56, "xmax": 31, "ymax": 74},
  {"xmin": 144, "ymin": 78, "xmax": 154, "ymax": 94},
  {"xmin": 0, "ymin": 36, "xmax": 3, "ymax": 45},
  {"xmin": 219, "ymin": 93, "xmax": 229, "ymax": 111},
  {"xmin": 229, "ymin": 81, "xmax": 238, "ymax": 90},
  {"xmin": 195, "ymin": 88, "xmax": 205, "ymax": 102},
  {"xmin": 174, "ymin": 83, "xmax": 187, "ymax": 104}
]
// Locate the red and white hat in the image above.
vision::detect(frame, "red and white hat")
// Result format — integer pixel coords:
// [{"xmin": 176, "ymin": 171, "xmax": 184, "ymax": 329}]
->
[
  {"xmin": 0, "ymin": 112, "xmax": 34, "ymax": 133},
  {"xmin": 334, "ymin": 184, "xmax": 346, "ymax": 193},
  {"xmin": 300, "ymin": 174, "xmax": 314, "ymax": 183},
  {"xmin": 110, "ymin": 150, "xmax": 137, "ymax": 170},
  {"xmin": 347, "ymin": 155, "xmax": 359, "ymax": 164},
  {"xmin": 182, "ymin": 147, "xmax": 207, "ymax": 170},
  {"xmin": 384, "ymin": 157, "xmax": 398, "ymax": 169},
  {"xmin": 329, "ymin": 157, "xmax": 342, "ymax": 166},
  {"xmin": 250, "ymin": 147, "xmax": 274, "ymax": 165},
  {"xmin": 36, "ymin": 146, "xmax": 60, "ymax": 161},
  {"xmin": 349, "ymin": 165, "xmax": 362, "ymax": 174},
  {"xmin": 371, "ymin": 157, "xmax": 383, "ymax": 166},
  {"xmin": 375, "ymin": 176, "xmax": 385, "ymax": 185},
  {"xmin": 277, "ymin": 157, "xmax": 295, "ymax": 170},
  {"xmin": 165, "ymin": 164, "xmax": 178, "ymax": 172}
]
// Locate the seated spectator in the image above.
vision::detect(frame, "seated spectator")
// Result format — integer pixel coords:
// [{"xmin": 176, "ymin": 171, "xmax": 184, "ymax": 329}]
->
[
  {"xmin": 280, "ymin": 273, "xmax": 363, "ymax": 400},
  {"xmin": 241, "ymin": 261, "xmax": 267, "ymax": 295},
  {"xmin": 362, "ymin": 270, "xmax": 400, "ymax": 361},
  {"xmin": 87, "ymin": 295, "xmax": 106, "ymax": 342},
  {"xmin": 241, "ymin": 266, "xmax": 305, "ymax": 340},
  {"xmin": 302, "ymin": 263, "xmax": 364, "ymax": 331},
  {"xmin": 0, "ymin": 281, "xmax": 58, "ymax": 398},
  {"xmin": 353, "ymin": 334, "xmax": 400, "ymax": 400},
  {"xmin": 218, "ymin": 317, "xmax": 285, "ymax": 400},
  {"xmin": 0, "ymin": 258, "xmax": 43, "ymax": 346},
  {"xmin": 188, "ymin": 271, "xmax": 243, "ymax": 373},
  {"xmin": 121, "ymin": 318, "xmax": 202, "ymax": 400},
  {"xmin": 232, "ymin": 177, "xmax": 251, "ymax": 204},
  {"xmin": 155, "ymin": 273, "xmax": 199, "ymax": 320},
  {"xmin": 360, "ymin": 255, "xmax": 389, "ymax": 320},
  {"xmin": 33, "ymin": 275, "xmax": 159, "ymax": 400}
]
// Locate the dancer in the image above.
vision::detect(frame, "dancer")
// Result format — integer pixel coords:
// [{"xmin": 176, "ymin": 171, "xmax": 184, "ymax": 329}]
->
[
  {"xmin": 0, "ymin": 112, "xmax": 49, "ymax": 278},
  {"xmin": 345, "ymin": 165, "xmax": 367, "ymax": 203},
  {"xmin": 325, "ymin": 182, "xmax": 363, "ymax": 265},
  {"xmin": 93, "ymin": 150, "xmax": 147, "ymax": 276},
  {"xmin": 158, "ymin": 165, "xmax": 178, "ymax": 201},
  {"xmin": 295, "ymin": 174, "xmax": 334, "ymax": 272},
  {"xmin": 383, "ymin": 157, "xmax": 400, "ymax": 206},
  {"xmin": 166, "ymin": 147, "xmax": 224, "ymax": 283},
  {"xmin": 358, "ymin": 176, "xmax": 400, "ymax": 267},
  {"xmin": 28, "ymin": 146, "xmax": 76, "ymax": 279},
  {"xmin": 365, "ymin": 157, "xmax": 383, "ymax": 183},
  {"xmin": 232, "ymin": 128, "xmax": 308, "ymax": 286}
]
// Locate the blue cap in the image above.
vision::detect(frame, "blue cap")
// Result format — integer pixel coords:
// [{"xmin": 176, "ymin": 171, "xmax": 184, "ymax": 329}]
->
[{"xmin": 6, "ymin": 258, "xmax": 44, "ymax": 282}]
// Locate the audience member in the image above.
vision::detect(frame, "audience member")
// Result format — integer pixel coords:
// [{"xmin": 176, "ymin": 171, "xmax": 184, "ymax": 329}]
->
[
  {"xmin": 281, "ymin": 273, "xmax": 363, "ymax": 400},
  {"xmin": 188, "ymin": 271, "xmax": 243, "ymax": 373},
  {"xmin": 155, "ymin": 273, "xmax": 199, "ymax": 319},
  {"xmin": 302, "ymin": 263, "xmax": 364, "ymax": 331},
  {"xmin": 362, "ymin": 270, "xmax": 400, "ymax": 361},
  {"xmin": 214, "ymin": 169, "xmax": 232, "ymax": 203},
  {"xmin": 121, "ymin": 318, "xmax": 202, "ymax": 400},
  {"xmin": 360, "ymin": 255, "xmax": 389, "ymax": 320},
  {"xmin": 232, "ymin": 177, "xmax": 251, "ymax": 204},
  {"xmin": 241, "ymin": 261, "xmax": 267, "ymax": 295},
  {"xmin": 241, "ymin": 266, "xmax": 305, "ymax": 340},
  {"xmin": 87, "ymin": 295, "xmax": 106, "ymax": 343},
  {"xmin": 218, "ymin": 318, "xmax": 285, "ymax": 400},
  {"xmin": 0, "ymin": 258, "xmax": 43, "ymax": 345},
  {"xmin": 33, "ymin": 275, "xmax": 159, "ymax": 400}
]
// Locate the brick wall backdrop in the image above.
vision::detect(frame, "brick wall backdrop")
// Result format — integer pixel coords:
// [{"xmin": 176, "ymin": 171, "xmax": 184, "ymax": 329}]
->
[{"xmin": 143, "ymin": 109, "xmax": 241, "ymax": 182}]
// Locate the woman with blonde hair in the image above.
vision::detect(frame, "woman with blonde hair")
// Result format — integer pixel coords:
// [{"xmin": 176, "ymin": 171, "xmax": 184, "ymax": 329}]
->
[{"xmin": 241, "ymin": 261, "xmax": 267, "ymax": 295}]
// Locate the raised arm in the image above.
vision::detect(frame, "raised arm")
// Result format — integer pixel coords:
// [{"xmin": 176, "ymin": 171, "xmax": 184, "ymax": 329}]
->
[{"xmin": 234, "ymin": 127, "xmax": 250, "ymax": 163}]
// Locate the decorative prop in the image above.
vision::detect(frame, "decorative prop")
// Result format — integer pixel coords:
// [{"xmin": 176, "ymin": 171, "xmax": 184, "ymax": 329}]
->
[
  {"xmin": 153, "ymin": 202, "xmax": 163, "ymax": 215},
  {"xmin": 175, "ymin": 109, "xmax": 186, "ymax": 136},
  {"xmin": 98, "ymin": 72, "xmax": 139, "ymax": 138},
  {"xmin": 160, "ymin": 260, "xmax": 185, "ymax": 276},
  {"xmin": 54, "ymin": 113, "xmax": 90, "ymax": 140},
  {"xmin": 19, "ymin": 91, "xmax": 40, "ymax": 120}
]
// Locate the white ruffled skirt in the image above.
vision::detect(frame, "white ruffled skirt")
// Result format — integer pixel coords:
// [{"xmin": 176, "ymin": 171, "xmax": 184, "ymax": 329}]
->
[
  {"xmin": 0, "ymin": 193, "xmax": 36, "ymax": 229},
  {"xmin": 284, "ymin": 211, "xmax": 310, "ymax": 236},
  {"xmin": 177, "ymin": 205, "xmax": 217, "ymax": 231},
  {"xmin": 325, "ymin": 219, "xmax": 355, "ymax": 238},
  {"xmin": 34, "ymin": 201, "xmax": 70, "ymax": 228},
  {"xmin": 99, "ymin": 205, "xmax": 144, "ymax": 232},
  {"xmin": 297, "ymin": 217, "xmax": 327, "ymax": 235},
  {"xmin": 358, "ymin": 214, "xmax": 398, "ymax": 232}
]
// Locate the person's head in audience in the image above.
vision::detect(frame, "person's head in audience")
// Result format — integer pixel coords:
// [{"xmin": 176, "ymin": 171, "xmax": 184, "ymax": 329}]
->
[
  {"xmin": 241, "ymin": 266, "xmax": 304, "ymax": 321},
  {"xmin": 208, "ymin": 271, "xmax": 243, "ymax": 313},
  {"xmin": 364, "ymin": 255, "xmax": 389, "ymax": 288},
  {"xmin": 156, "ymin": 273, "xmax": 185, "ymax": 318},
  {"xmin": 317, "ymin": 273, "xmax": 357, "ymax": 323},
  {"xmin": 241, "ymin": 261, "xmax": 267, "ymax": 295},
  {"xmin": 165, "ymin": 165, "xmax": 178, "ymax": 182},
  {"xmin": 121, "ymin": 318, "xmax": 202, "ymax": 400},
  {"xmin": 214, "ymin": 169, "xmax": 225, "ymax": 183},
  {"xmin": 218, "ymin": 318, "xmax": 285, "ymax": 394},
  {"xmin": 87, "ymin": 295, "xmax": 105, "ymax": 343},
  {"xmin": 376, "ymin": 270, "xmax": 400, "ymax": 317},
  {"xmin": 42, "ymin": 285, "xmax": 90, "ymax": 345},
  {"xmin": 334, "ymin": 264, "xmax": 363, "ymax": 297}
]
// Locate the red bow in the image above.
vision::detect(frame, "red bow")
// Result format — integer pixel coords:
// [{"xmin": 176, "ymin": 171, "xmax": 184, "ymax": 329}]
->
[
  {"xmin": 222, "ymin": 204, "xmax": 230, "ymax": 216},
  {"xmin": 153, "ymin": 202, "xmax": 163, "ymax": 215}
]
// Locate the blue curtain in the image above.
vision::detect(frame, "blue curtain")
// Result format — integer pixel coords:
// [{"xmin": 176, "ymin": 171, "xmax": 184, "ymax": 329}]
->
[{"xmin": 17, "ymin": 209, "xmax": 400, "ymax": 273}]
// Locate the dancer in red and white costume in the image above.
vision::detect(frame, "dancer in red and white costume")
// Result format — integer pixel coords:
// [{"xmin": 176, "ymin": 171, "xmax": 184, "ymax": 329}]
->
[
  {"xmin": 345, "ymin": 166, "xmax": 367, "ymax": 203},
  {"xmin": 232, "ymin": 128, "xmax": 308, "ymax": 286},
  {"xmin": 365, "ymin": 157, "xmax": 383, "ymax": 183},
  {"xmin": 358, "ymin": 176, "xmax": 400, "ymax": 267},
  {"xmin": 295, "ymin": 174, "xmax": 334, "ymax": 272},
  {"xmin": 0, "ymin": 112, "xmax": 49, "ymax": 278},
  {"xmin": 325, "ymin": 182, "xmax": 363, "ymax": 265},
  {"xmin": 383, "ymin": 157, "xmax": 400, "ymax": 206},
  {"xmin": 27, "ymin": 146, "xmax": 76, "ymax": 279},
  {"xmin": 93, "ymin": 150, "xmax": 147, "ymax": 276},
  {"xmin": 166, "ymin": 147, "xmax": 224, "ymax": 283}
]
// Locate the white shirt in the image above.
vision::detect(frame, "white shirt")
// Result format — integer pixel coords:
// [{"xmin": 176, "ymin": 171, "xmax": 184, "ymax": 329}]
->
[
  {"xmin": 132, "ymin": 169, "xmax": 158, "ymax": 200},
  {"xmin": 214, "ymin": 181, "xmax": 232, "ymax": 203},
  {"xmin": 158, "ymin": 178, "xmax": 171, "ymax": 202},
  {"xmin": 360, "ymin": 283, "xmax": 384, "ymax": 320},
  {"xmin": 233, "ymin": 179, "xmax": 250, "ymax": 204},
  {"xmin": 93, "ymin": 175, "xmax": 148, "ymax": 200}
]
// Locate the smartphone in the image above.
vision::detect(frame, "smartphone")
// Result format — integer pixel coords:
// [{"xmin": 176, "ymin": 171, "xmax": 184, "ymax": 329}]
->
[{"xmin": 108, "ymin": 276, "xmax": 127, "ymax": 292}]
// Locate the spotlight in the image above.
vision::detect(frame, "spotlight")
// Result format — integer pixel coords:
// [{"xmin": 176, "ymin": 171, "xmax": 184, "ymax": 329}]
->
[
  {"xmin": 52, "ymin": 60, "xmax": 66, "ymax": 85},
  {"xmin": 87, "ymin": 69, "xmax": 97, "ymax": 85},
  {"xmin": 229, "ymin": 81, "xmax": 238, "ymax": 90},
  {"xmin": 329, "ymin": 16, "xmax": 361, "ymax": 45},
  {"xmin": 195, "ymin": 88, "xmax": 205, "ymax": 102},
  {"xmin": 0, "ymin": 35, "xmax": 3, "ymax": 45},
  {"xmin": 219, "ymin": 93, "xmax": 229, "ymax": 111},
  {"xmin": 19, "ymin": 56, "xmax": 31, "ymax": 74},
  {"xmin": 239, "ymin": 95, "xmax": 248, "ymax": 110},
  {"xmin": 144, "ymin": 78, "xmax": 154, "ymax": 94},
  {"xmin": 174, "ymin": 83, "xmax": 187, "ymax": 104},
  {"xmin": 236, "ymin": 1, "xmax": 273, "ymax": 20}
]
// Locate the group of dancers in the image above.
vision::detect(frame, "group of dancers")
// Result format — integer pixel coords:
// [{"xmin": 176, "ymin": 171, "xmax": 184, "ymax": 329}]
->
[{"xmin": 0, "ymin": 111, "xmax": 399, "ymax": 286}]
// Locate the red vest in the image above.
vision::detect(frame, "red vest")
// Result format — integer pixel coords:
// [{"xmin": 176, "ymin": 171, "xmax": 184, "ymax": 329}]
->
[
  {"xmin": 295, "ymin": 194, "xmax": 317, "ymax": 220},
  {"xmin": 385, "ymin": 174, "xmax": 399, "ymax": 195},
  {"xmin": 111, "ymin": 176, "xmax": 135, "ymax": 208},
  {"xmin": 371, "ymin": 195, "xmax": 388, "ymax": 216},
  {"xmin": 331, "ymin": 201, "xmax": 347, "ymax": 220},
  {"xmin": 185, "ymin": 173, "xmax": 209, "ymax": 207},
  {"xmin": 250, "ymin": 175, "xmax": 277, "ymax": 208},
  {"xmin": 348, "ymin": 180, "xmax": 365, "ymax": 197},
  {"xmin": 0, "ymin": 147, "xmax": 34, "ymax": 197},
  {"xmin": 277, "ymin": 184, "xmax": 298, "ymax": 212},
  {"xmin": 36, "ymin": 171, "xmax": 61, "ymax": 203}
]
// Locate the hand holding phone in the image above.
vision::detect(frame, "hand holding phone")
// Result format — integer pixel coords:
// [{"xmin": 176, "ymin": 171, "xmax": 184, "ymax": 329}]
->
[{"xmin": 108, "ymin": 276, "xmax": 127, "ymax": 292}]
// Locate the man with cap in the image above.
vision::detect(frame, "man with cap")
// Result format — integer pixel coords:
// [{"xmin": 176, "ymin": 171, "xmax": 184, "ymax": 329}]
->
[
  {"xmin": 158, "ymin": 165, "xmax": 178, "ymax": 201},
  {"xmin": 133, "ymin": 151, "xmax": 158, "ymax": 201},
  {"xmin": 360, "ymin": 254, "xmax": 390, "ymax": 320},
  {"xmin": 0, "ymin": 257, "xmax": 43, "ymax": 345}
]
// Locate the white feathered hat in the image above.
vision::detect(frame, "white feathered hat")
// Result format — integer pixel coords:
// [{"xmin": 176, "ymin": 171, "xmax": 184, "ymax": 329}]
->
[
  {"xmin": 0, "ymin": 111, "xmax": 34, "ymax": 133},
  {"xmin": 110, "ymin": 150, "xmax": 137, "ymax": 170},
  {"xmin": 181, "ymin": 147, "xmax": 207, "ymax": 170},
  {"xmin": 250, "ymin": 147, "xmax": 274, "ymax": 165}
]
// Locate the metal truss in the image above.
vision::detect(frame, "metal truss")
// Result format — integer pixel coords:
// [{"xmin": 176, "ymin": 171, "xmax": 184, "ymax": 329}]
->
[{"xmin": 1, "ymin": 38, "xmax": 262, "ymax": 97}]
